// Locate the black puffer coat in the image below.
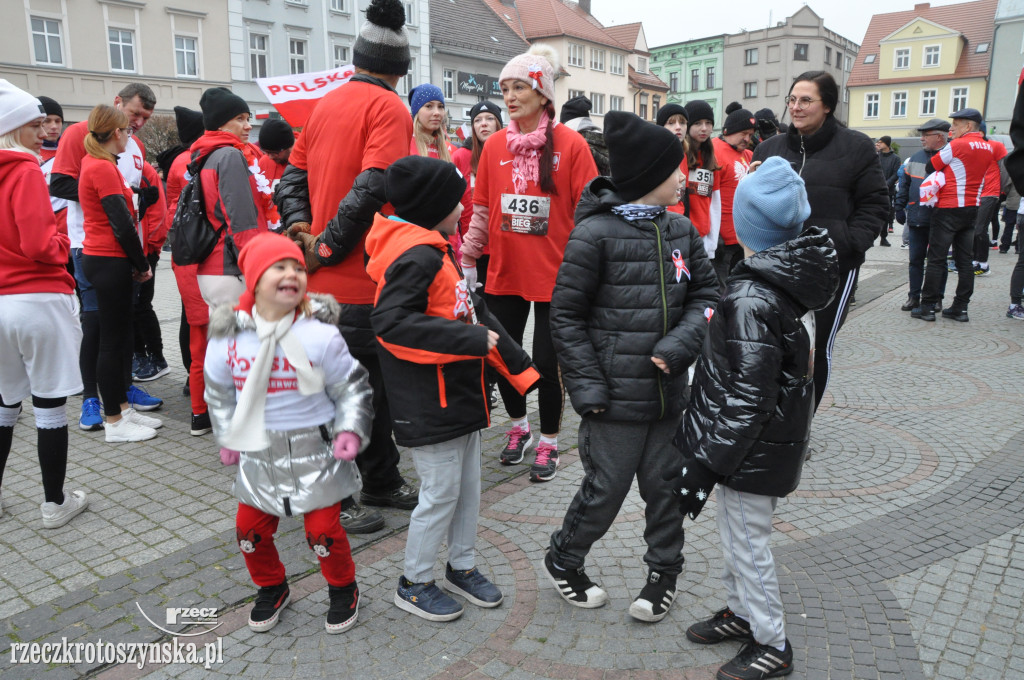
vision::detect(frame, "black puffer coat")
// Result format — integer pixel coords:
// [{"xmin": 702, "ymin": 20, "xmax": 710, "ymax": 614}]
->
[
  {"xmin": 752, "ymin": 116, "xmax": 888, "ymax": 273},
  {"xmin": 550, "ymin": 177, "xmax": 720, "ymax": 422},
  {"xmin": 678, "ymin": 227, "xmax": 839, "ymax": 497}
]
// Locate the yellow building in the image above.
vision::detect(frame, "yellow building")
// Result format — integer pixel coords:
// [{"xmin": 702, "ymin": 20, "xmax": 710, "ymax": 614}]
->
[{"xmin": 848, "ymin": 0, "xmax": 997, "ymax": 138}]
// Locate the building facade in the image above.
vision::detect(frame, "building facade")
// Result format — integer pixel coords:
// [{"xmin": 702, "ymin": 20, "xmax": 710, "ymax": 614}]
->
[
  {"xmin": 984, "ymin": 0, "xmax": 1024, "ymax": 134},
  {"xmin": 848, "ymin": 0, "xmax": 997, "ymax": 137},
  {"xmin": 3, "ymin": 0, "xmax": 232, "ymax": 122},
  {"xmin": 650, "ymin": 36, "xmax": 725, "ymax": 126},
  {"xmin": 606, "ymin": 23, "xmax": 669, "ymax": 123},
  {"xmin": 722, "ymin": 7, "xmax": 858, "ymax": 125}
]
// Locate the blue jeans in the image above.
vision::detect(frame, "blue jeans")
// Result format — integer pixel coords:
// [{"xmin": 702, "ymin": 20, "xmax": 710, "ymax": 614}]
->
[
  {"xmin": 71, "ymin": 248, "xmax": 98, "ymax": 312},
  {"xmin": 908, "ymin": 225, "xmax": 947, "ymax": 300}
]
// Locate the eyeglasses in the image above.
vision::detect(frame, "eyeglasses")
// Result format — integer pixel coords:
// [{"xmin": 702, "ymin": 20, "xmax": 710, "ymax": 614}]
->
[{"xmin": 784, "ymin": 96, "xmax": 821, "ymax": 110}]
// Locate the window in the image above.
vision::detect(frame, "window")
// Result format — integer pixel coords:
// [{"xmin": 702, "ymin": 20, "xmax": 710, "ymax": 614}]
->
[
  {"xmin": 744, "ymin": 48, "xmax": 758, "ymax": 65},
  {"xmin": 610, "ymin": 53, "xmax": 624, "ymax": 75},
  {"xmin": 920, "ymin": 89, "xmax": 936, "ymax": 116},
  {"xmin": 836, "ymin": 51, "xmax": 843, "ymax": 69},
  {"xmin": 567, "ymin": 88, "xmax": 585, "ymax": 100},
  {"xmin": 691, "ymin": 68, "xmax": 699, "ymax": 91},
  {"xmin": 590, "ymin": 93, "xmax": 605, "ymax": 115},
  {"xmin": 31, "ymin": 17, "xmax": 63, "ymax": 65},
  {"xmin": 397, "ymin": 59, "xmax": 415, "ymax": 96},
  {"xmin": 975, "ymin": 42, "xmax": 989, "ymax": 53},
  {"xmin": 174, "ymin": 36, "xmax": 198, "ymax": 77},
  {"xmin": 108, "ymin": 28, "xmax": 135, "ymax": 72},
  {"xmin": 865, "ymin": 93, "xmax": 880, "ymax": 119},
  {"xmin": 249, "ymin": 33, "xmax": 268, "ymax": 78},
  {"xmin": 824, "ymin": 46, "xmax": 831, "ymax": 65},
  {"xmin": 952, "ymin": 87, "xmax": 969, "ymax": 111},
  {"xmin": 794, "ymin": 43, "xmax": 808, "ymax": 61},
  {"xmin": 894, "ymin": 48, "xmax": 910, "ymax": 70},
  {"xmin": 639, "ymin": 92, "xmax": 648, "ymax": 120},
  {"xmin": 864, "ymin": 54, "xmax": 876, "ymax": 64},
  {"xmin": 333, "ymin": 44, "xmax": 349, "ymax": 68},
  {"xmin": 669, "ymin": 72, "xmax": 679, "ymax": 92},
  {"xmin": 330, "ymin": 0, "xmax": 349, "ymax": 11},
  {"xmin": 404, "ymin": 2, "xmax": 416, "ymax": 26},
  {"xmin": 442, "ymin": 68, "xmax": 455, "ymax": 100},
  {"xmin": 744, "ymin": 81, "xmax": 757, "ymax": 98},
  {"xmin": 590, "ymin": 48, "xmax": 605, "ymax": 71},
  {"xmin": 924, "ymin": 45, "xmax": 940, "ymax": 67},
  {"xmin": 652, "ymin": 95, "xmax": 660, "ymax": 120},
  {"xmin": 844, "ymin": 55, "xmax": 853, "ymax": 71},
  {"xmin": 892, "ymin": 91, "xmax": 907, "ymax": 118},
  {"xmin": 637, "ymin": 57, "xmax": 648, "ymax": 73},
  {"xmin": 290, "ymin": 38, "xmax": 307, "ymax": 74},
  {"xmin": 609, "ymin": 95, "xmax": 624, "ymax": 112},
  {"xmin": 706, "ymin": 66, "xmax": 715, "ymax": 90},
  {"xmin": 844, "ymin": 87, "xmax": 849, "ymax": 103},
  {"xmin": 567, "ymin": 43, "xmax": 584, "ymax": 67}
]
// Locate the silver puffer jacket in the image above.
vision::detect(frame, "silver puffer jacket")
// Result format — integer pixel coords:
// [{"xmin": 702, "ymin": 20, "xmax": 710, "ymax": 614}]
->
[{"xmin": 205, "ymin": 293, "xmax": 374, "ymax": 517}]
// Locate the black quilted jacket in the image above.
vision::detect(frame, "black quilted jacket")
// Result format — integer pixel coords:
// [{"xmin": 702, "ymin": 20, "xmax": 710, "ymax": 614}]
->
[{"xmin": 678, "ymin": 227, "xmax": 839, "ymax": 497}]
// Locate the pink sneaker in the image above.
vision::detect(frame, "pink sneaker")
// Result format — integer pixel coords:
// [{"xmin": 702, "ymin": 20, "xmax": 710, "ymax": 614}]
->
[
  {"xmin": 500, "ymin": 425, "xmax": 533, "ymax": 465},
  {"xmin": 530, "ymin": 443, "xmax": 559, "ymax": 482}
]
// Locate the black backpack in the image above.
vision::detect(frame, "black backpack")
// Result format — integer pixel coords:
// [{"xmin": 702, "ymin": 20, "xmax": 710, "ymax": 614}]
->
[{"xmin": 170, "ymin": 152, "xmax": 227, "ymax": 266}]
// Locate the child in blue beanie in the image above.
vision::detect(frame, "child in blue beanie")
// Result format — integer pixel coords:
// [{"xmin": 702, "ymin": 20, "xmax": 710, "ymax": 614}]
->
[{"xmin": 671, "ymin": 156, "xmax": 840, "ymax": 679}]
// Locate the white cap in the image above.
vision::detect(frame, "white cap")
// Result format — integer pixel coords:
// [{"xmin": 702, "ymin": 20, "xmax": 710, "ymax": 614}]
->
[{"xmin": 0, "ymin": 79, "xmax": 44, "ymax": 136}]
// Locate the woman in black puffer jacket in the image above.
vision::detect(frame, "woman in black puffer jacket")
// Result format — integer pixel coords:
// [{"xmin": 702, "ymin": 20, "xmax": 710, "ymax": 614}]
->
[{"xmin": 751, "ymin": 71, "xmax": 888, "ymax": 410}]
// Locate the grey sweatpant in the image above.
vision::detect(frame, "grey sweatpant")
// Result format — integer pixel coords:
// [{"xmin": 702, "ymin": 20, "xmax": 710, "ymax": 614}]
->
[
  {"xmin": 716, "ymin": 485, "xmax": 786, "ymax": 648},
  {"xmin": 549, "ymin": 416, "xmax": 685, "ymax": 575}
]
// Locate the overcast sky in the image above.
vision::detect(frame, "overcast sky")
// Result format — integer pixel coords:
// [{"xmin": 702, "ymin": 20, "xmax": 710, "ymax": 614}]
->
[{"xmin": 589, "ymin": 0, "xmax": 966, "ymax": 49}]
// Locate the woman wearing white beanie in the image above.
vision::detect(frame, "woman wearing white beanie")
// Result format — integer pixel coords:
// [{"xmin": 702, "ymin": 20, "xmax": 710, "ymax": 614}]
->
[{"xmin": 0, "ymin": 79, "xmax": 89, "ymax": 528}]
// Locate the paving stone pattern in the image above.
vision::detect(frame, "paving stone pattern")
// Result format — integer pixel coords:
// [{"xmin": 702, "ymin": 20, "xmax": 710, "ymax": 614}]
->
[{"xmin": 0, "ymin": 241, "xmax": 1022, "ymax": 678}]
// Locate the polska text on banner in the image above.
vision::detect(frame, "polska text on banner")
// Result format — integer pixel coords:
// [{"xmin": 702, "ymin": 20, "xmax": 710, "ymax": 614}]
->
[{"xmin": 255, "ymin": 65, "xmax": 356, "ymax": 128}]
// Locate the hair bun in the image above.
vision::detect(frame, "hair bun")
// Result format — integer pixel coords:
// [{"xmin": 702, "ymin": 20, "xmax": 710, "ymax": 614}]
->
[{"xmin": 366, "ymin": 0, "xmax": 406, "ymax": 30}]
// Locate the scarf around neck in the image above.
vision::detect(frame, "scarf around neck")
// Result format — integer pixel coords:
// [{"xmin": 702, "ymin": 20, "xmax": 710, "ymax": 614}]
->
[
  {"xmin": 505, "ymin": 109, "xmax": 550, "ymax": 194},
  {"xmin": 612, "ymin": 204, "xmax": 666, "ymax": 222},
  {"xmin": 222, "ymin": 308, "xmax": 325, "ymax": 452}
]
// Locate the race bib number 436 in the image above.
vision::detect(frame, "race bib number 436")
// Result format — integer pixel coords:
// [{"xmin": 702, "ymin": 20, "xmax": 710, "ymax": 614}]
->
[{"xmin": 500, "ymin": 193, "xmax": 551, "ymax": 235}]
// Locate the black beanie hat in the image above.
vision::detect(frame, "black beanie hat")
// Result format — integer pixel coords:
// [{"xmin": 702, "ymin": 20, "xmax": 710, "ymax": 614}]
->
[
  {"xmin": 724, "ymin": 101, "xmax": 742, "ymax": 115},
  {"xmin": 723, "ymin": 108, "xmax": 756, "ymax": 135},
  {"xmin": 258, "ymin": 119, "xmax": 295, "ymax": 152},
  {"xmin": 604, "ymin": 111, "xmax": 684, "ymax": 203},
  {"xmin": 469, "ymin": 100, "xmax": 504, "ymax": 129},
  {"xmin": 199, "ymin": 88, "xmax": 250, "ymax": 131},
  {"xmin": 385, "ymin": 156, "xmax": 467, "ymax": 228},
  {"xmin": 655, "ymin": 103, "xmax": 687, "ymax": 128},
  {"xmin": 353, "ymin": 0, "xmax": 411, "ymax": 76},
  {"xmin": 173, "ymin": 106, "xmax": 204, "ymax": 146},
  {"xmin": 684, "ymin": 100, "xmax": 714, "ymax": 127},
  {"xmin": 37, "ymin": 96, "xmax": 63, "ymax": 121},
  {"xmin": 560, "ymin": 95, "xmax": 592, "ymax": 123}
]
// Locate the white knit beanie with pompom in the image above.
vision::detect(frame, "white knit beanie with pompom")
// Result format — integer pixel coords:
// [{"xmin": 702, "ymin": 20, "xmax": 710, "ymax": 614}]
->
[{"xmin": 499, "ymin": 44, "xmax": 559, "ymax": 103}]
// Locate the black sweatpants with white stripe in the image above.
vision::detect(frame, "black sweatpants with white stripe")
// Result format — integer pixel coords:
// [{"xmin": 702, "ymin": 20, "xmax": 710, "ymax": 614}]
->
[{"xmin": 814, "ymin": 266, "xmax": 857, "ymax": 411}]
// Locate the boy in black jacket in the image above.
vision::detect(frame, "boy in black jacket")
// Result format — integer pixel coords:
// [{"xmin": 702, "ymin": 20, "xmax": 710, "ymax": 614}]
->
[
  {"xmin": 546, "ymin": 111, "xmax": 719, "ymax": 621},
  {"xmin": 364, "ymin": 156, "xmax": 539, "ymax": 622},
  {"xmin": 673, "ymin": 157, "xmax": 839, "ymax": 680}
]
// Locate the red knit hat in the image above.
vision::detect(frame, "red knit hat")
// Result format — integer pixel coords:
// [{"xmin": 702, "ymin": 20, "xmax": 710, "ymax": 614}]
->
[{"xmin": 234, "ymin": 232, "xmax": 306, "ymax": 314}]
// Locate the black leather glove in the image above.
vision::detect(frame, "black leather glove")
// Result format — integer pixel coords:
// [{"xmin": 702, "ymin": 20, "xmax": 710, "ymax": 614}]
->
[
  {"xmin": 895, "ymin": 209, "xmax": 906, "ymax": 225},
  {"xmin": 134, "ymin": 185, "xmax": 161, "ymax": 220},
  {"xmin": 668, "ymin": 455, "xmax": 722, "ymax": 520}
]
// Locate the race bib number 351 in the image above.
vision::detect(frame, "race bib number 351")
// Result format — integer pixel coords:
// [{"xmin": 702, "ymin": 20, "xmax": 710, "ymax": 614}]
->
[
  {"xmin": 689, "ymin": 168, "xmax": 713, "ymax": 197},
  {"xmin": 500, "ymin": 193, "xmax": 551, "ymax": 236}
]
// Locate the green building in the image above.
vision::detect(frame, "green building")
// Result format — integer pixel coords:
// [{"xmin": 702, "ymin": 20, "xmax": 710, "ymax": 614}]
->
[{"xmin": 650, "ymin": 35, "xmax": 725, "ymax": 129}]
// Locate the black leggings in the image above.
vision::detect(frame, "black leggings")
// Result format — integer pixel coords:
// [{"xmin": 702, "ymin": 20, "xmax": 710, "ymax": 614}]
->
[
  {"xmin": 0, "ymin": 394, "xmax": 68, "ymax": 504},
  {"xmin": 486, "ymin": 295, "xmax": 563, "ymax": 435},
  {"xmin": 82, "ymin": 255, "xmax": 135, "ymax": 417},
  {"xmin": 133, "ymin": 252, "xmax": 164, "ymax": 361}
]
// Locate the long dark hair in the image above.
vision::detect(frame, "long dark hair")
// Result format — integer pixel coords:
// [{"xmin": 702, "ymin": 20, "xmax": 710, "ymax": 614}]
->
[
  {"xmin": 538, "ymin": 101, "xmax": 557, "ymax": 195},
  {"xmin": 470, "ymin": 113, "xmax": 503, "ymax": 175},
  {"xmin": 686, "ymin": 135, "xmax": 719, "ymax": 172},
  {"xmin": 790, "ymin": 71, "xmax": 838, "ymax": 117}
]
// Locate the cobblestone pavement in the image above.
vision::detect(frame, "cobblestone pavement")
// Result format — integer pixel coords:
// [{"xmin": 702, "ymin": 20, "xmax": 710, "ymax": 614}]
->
[{"xmin": 1, "ymin": 236, "xmax": 1022, "ymax": 679}]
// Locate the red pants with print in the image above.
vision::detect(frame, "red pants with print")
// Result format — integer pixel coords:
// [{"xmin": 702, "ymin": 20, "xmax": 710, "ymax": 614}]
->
[{"xmin": 235, "ymin": 502, "xmax": 355, "ymax": 587}]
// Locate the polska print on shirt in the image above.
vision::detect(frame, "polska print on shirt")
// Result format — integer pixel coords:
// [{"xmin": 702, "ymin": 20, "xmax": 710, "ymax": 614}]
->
[{"xmin": 226, "ymin": 338, "xmax": 305, "ymax": 393}]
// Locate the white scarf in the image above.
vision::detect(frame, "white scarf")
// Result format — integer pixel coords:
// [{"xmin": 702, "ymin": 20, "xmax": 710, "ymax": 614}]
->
[{"xmin": 223, "ymin": 309, "xmax": 325, "ymax": 451}]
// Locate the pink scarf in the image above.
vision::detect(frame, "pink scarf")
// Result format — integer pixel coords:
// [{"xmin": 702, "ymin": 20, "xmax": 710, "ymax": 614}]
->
[{"xmin": 505, "ymin": 110, "xmax": 550, "ymax": 194}]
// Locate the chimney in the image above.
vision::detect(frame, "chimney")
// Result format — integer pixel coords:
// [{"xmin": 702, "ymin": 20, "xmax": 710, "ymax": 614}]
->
[
  {"xmin": 579, "ymin": 0, "xmax": 591, "ymax": 14},
  {"xmin": 914, "ymin": 3, "xmax": 930, "ymax": 10}
]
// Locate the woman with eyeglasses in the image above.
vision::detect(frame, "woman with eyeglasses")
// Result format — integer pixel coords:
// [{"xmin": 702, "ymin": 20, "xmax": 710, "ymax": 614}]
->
[{"xmin": 751, "ymin": 71, "xmax": 888, "ymax": 411}]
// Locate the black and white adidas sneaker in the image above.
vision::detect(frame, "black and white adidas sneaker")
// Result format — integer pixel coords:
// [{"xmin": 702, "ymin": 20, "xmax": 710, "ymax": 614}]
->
[
  {"xmin": 628, "ymin": 571, "xmax": 677, "ymax": 622},
  {"xmin": 543, "ymin": 551, "xmax": 607, "ymax": 608},
  {"xmin": 687, "ymin": 606, "xmax": 753, "ymax": 644},
  {"xmin": 717, "ymin": 639, "xmax": 793, "ymax": 680}
]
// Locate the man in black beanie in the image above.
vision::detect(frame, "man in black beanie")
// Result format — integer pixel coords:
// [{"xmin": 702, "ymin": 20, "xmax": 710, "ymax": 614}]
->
[
  {"xmin": 544, "ymin": 110, "xmax": 719, "ymax": 620},
  {"xmin": 711, "ymin": 108, "xmax": 756, "ymax": 291},
  {"xmin": 257, "ymin": 119, "xmax": 296, "ymax": 189},
  {"xmin": 36, "ymin": 96, "xmax": 63, "ymax": 162}
]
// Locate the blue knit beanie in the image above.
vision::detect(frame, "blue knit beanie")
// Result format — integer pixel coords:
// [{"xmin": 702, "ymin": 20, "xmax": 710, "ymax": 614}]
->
[
  {"xmin": 409, "ymin": 84, "xmax": 444, "ymax": 119},
  {"xmin": 733, "ymin": 156, "xmax": 810, "ymax": 252}
]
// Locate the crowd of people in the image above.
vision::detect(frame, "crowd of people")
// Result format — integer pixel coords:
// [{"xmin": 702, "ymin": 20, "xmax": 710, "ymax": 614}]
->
[{"xmin": 3, "ymin": 0, "xmax": 1020, "ymax": 676}]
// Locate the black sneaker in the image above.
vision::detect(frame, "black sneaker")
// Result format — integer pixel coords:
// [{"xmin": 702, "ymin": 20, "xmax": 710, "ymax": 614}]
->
[
  {"xmin": 190, "ymin": 412, "xmax": 212, "ymax": 436},
  {"xmin": 717, "ymin": 639, "xmax": 793, "ymax": 679},
  {"xmin": 442, "ymin": 563, "xmax": 503, "ymax": 607},
  {"xmin": 249, "ymin": 581, "xmax": 290, "ymax": 632},
  {"xmin": 941, "ymin": 307, "xmax": 969, "ymax": 322},
  {"xmin": 529, "ymin": 443, "xmax": 559, "ymax": 482},
  {"xmin": 911, "ymin": 304, "xmax": 936, "ymax": 322},
  {"xmin": 135, "ymin": 356, "xmax": 170, "ymax": 382},
  {"xmin": 339, "ymin": 502, "xmax": 385, "ymax": 534},
  {"xmin": 182, "ymin": 378, "xmax": 190, "ymax": 397},
  {"xmin": 543, "ymin": 551, "xmax": 607, "ymax": 608},
  {"xmin": 361, "ymin": 482, "xmax": 419, "ymax": 510},
  {"xmin": 900, "ymin": 295, "xmax": 919, "ymax": 312},
  {"xmin": 686, "ymin": 607, "xmax": 753, "ymax": 644},
  {"xmin": 500, "ymin": 425, "xmax": 532, "ymax": 465},
  {"xmin": 628, "ymin": 571, "xmax": 677, "ymax": 622},
  {"xmin": 325, "ymin": 582, "xmax": 359, "ymax": 634}
]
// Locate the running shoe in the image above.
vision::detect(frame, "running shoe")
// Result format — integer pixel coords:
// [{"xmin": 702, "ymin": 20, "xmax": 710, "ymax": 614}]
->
[
  {"xmin": 717, "ymin": 639, "xmax": 793, "ymax": 679},
  {"xmin": 686, "ymin": 607, "xmax": 753, "ymax": 644},
  {"xmin": 543, "ymin": 551, "xmax": 607, "ymax": 608},
  {"xmin": 499, "ymin": 425, "xmax": 532, "ymax": 465},
  {"xmin": 394, "ymin": 576, "xmax": 463, "ymax": 621},
  {"xmin": 135, "ymin": 356, "xmax": 170, "ymax": 382},
  {"xmin": 529, "ymin": 443, "xmax": 558, "ymax": 482},
  {"xmin": 126, "ymin": 385, "xmax": 163, "ymax": 411},
  {"xmin": 40, "ymin": 489, "xmax": 89, "ymax": 529},
  {"xmin": 442, "ymin": 564, "xmax": 503, "ymax": 607},
  {"xmin": 1007, "ymin": 304, "xmax": 1024, "ymax": 320},
  {"xmin": 79, "ymin": 398, "xmax": 102, "ymax": 431}
]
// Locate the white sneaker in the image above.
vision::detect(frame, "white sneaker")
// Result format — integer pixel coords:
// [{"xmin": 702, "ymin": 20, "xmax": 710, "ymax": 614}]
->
[
  {"xmin": 41, "ymin": 489, "xmax": 89, "ymax": 528},
  {"xmin": 121, "ymin": 407, "xmax": 162, "ymax": 429},
  {"xmin": 104, "ymin": 416, "xmax": 157, "ymax": 443}
]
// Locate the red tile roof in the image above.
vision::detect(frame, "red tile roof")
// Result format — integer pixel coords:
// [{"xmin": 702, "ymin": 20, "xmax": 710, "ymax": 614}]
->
[
  {"xmin": 514, "ymin": 0, "xmax": 630, "ymax": 50},
  {"xmin": 848, "ymin": 0, "xmax": 998, "ymax": 87},
  {"xmin": 629, "ymin": 64, "xmax": 668, "ymax": 92},
  {"xmin": 605, "ymin": 22, "xmax": 643, "ymax": 52}
]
